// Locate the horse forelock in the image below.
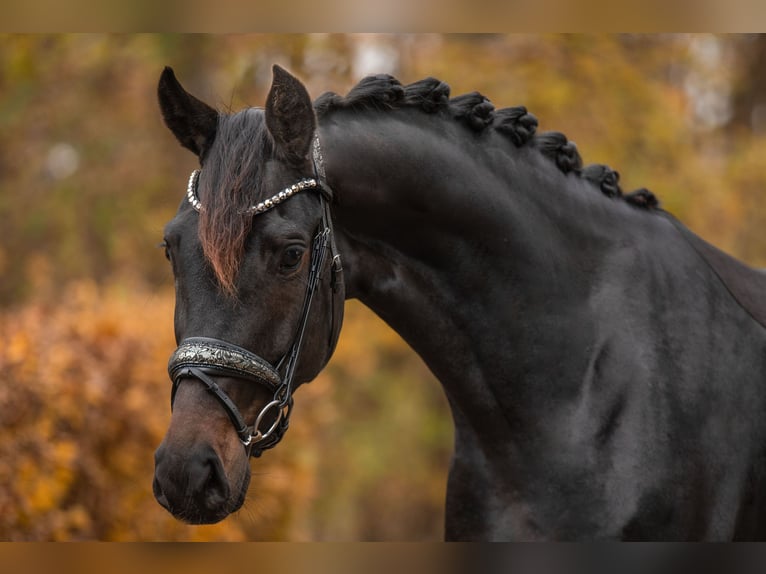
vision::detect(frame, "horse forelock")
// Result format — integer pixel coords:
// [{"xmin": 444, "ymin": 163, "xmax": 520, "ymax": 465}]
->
[
  {"xmin": 197, "ymin": 108, "xmax": 274, "ymax": 295},
  {"xmin": 314, "ymin": 73, "xmax": 659, "ymax": 210}
]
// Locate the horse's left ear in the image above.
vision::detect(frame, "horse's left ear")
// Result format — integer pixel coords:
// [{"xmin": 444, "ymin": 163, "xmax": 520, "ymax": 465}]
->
[{"xmin": 265, "ymin": 65, "xmax": 316, "ymax": 165}]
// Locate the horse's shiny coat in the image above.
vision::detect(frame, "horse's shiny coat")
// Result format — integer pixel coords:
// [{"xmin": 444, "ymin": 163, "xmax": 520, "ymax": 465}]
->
[{"xmin": 152, "ymin": 65, "xmax": 766, "ymax": 540}]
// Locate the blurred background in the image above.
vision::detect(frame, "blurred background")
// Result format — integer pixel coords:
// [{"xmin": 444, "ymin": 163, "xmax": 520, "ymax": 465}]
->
[{"xmin": 1, "ymin": 33, "xmax": 765, "ymax": 541}]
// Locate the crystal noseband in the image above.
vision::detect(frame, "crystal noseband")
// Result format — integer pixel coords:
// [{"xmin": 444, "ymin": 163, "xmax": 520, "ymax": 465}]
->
[
  {"xmin": 186, "ymin": 169, "xmax": 319, "ymax": 215},
  {"xmin": 168, "ymin": 337, "xmax": 281, "ymax": 392},
  {"xmin": 168, "ymin": 337, "xmax": 288, "ymax": 451}
]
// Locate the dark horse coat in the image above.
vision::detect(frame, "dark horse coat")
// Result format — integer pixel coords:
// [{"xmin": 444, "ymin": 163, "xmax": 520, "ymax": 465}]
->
[{"xmin": 152, "ymin": 65, "xmax": 766, "ymax": 540}]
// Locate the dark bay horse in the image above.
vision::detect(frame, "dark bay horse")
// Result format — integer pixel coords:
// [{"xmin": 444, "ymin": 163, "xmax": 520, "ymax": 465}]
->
[{"xmin": 152, "ymin": 64, "xmax": 766, "ymax": 540}]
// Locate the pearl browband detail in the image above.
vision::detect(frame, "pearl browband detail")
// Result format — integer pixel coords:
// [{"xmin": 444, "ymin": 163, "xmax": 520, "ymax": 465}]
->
[
  {"xmin": 185, "ymin": 169, "xmax": 202, "ymax": 211},
  {"xmin": 185, "ymin": 169, "xmax": 319, "ymax": 215}
]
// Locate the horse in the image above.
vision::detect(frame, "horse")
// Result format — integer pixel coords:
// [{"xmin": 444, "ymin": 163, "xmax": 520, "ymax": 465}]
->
[{"xmin": 151, "ymin": 64, "xmax": 766, "ymax": 540}]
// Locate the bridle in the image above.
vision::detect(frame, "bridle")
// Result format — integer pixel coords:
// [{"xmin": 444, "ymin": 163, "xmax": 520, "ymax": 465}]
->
[{"xmin": 167, "ymin": 134, "xmax": 344, "ymax": 458}]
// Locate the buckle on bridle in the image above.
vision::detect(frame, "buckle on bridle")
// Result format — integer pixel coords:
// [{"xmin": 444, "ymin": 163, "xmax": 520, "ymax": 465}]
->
[{"xmin": 251, "ymin": 399, "xmax": 286, "ymax": 441}]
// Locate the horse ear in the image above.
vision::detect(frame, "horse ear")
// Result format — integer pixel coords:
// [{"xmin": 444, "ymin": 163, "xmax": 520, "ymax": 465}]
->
[
  {"xmin": 157, "ymin": 67, "xmax": 218, "ymax": 158},
  {"xmin": 265, "ymin": 65, "xmax": 316, "ymax": 164}
]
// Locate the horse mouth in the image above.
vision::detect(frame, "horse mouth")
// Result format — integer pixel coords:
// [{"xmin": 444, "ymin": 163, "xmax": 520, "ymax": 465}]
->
[{"xmin": 153, "ymin": 471, "xmax": 249, "ymax": 524}]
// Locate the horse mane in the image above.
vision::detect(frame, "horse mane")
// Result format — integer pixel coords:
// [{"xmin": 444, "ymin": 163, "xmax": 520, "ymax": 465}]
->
[
  {"xmin": 315, "ymin": 74, "xmax": 660, "ymax": 211},
  {"xmin": 203, "ymin": 74, "xmax": 660, "ymax": 295}
]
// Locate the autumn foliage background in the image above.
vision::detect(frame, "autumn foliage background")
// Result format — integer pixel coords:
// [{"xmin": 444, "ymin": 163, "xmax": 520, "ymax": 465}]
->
[{"xmin": 1, "ymin": 34, "xmax": 766, "ymax": 541}]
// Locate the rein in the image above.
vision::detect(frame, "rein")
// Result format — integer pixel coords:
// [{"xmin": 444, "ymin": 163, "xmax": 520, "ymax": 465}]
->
[{"xmin": 167, "ymin": 134, "xmax": 343, "ymax": 457}]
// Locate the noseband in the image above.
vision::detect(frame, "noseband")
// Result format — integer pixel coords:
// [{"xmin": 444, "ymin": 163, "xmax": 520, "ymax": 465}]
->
[{"xmin": 167, "ymin": 134, "xmax": 344, "ymax": 457}]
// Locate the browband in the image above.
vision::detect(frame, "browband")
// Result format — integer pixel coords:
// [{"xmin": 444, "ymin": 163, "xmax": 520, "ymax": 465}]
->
[{"xmin": 185, "ymin": 170, "xmax": 319, "ymax": 215}]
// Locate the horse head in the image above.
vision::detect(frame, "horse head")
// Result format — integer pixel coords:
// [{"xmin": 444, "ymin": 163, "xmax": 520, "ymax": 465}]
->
[{"xmin": 152, "ymin": 66, "xmax": 343, "ymax": 524}]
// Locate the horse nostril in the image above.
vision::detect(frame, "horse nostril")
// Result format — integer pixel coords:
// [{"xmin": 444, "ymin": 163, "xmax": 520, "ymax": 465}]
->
[
  {"xmin": 153, "ymin": 475, "xmax": 170, "ymax": 510},
  {"xmin": 176, "ymin": 446, "xmax": 231, "ymax": 513},
  {"xmin": 195, "ymin": 452, "xmax": 230, "ymax": 509},
  {"xmin": 154, "ymin": 444, "xmax": 232, "ymax": 521}
]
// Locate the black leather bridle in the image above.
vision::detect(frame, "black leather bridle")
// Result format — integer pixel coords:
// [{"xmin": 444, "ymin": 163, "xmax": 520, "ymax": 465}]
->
[{"xmin": 167, "ymin": 135, "xmax": 344, "ymax": 458}]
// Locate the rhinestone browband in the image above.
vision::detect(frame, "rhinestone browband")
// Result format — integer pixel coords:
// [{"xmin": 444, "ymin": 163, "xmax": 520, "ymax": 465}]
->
[{"xmin": 185, "ymin": 169, "xmax": 318, "ymax": 215}]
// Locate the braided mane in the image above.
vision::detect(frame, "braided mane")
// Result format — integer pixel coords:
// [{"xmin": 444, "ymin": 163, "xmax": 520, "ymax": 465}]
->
[
  {"xmin": 201, "ymin": 73, "xmax": 660, "ymax": 296},
  {"xmin": 315, "ymin": 74, "xmax": 659, "ymax": 210}
]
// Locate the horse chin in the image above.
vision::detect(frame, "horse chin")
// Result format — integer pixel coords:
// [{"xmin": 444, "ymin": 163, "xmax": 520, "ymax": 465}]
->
[{"xmin": 155, "ymin": 465, "xmax": 250, "ymax": 525}]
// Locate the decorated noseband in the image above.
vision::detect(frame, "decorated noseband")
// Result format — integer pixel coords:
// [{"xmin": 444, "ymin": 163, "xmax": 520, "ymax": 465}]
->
[
  {"xmin": 169, "ymin": 337, "xmax": 281, "ymax": 393},
  {"xmin": 168, "ymin": 337, "xmax": 288, "ymax": 452}
]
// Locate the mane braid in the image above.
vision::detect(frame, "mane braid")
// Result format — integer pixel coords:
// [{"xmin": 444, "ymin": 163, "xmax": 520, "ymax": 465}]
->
[
  {"xmin": 315, "ymin": 75, "xmax": 404, "ymax": 116},
  {"xmin": 494, "ymin": 106, "xmax": 538, "ymax": 147},
  {"xmin": 582, "ymin": 164, "xmax": 622, "ymax": 198},
  {"xmin": 449, "ymin": 92, "xmax": 495, "ymax": 131},
  {"xmin": 625, "ymin": 188, "xmax": 660, "ymax": 209},
  {"xmin": 402, "ymin": 77, "xmax": 451, "ymax": 112},
  {"xmin": 534, "ymin": 131, "xmax": 583, "ymax": 174}
]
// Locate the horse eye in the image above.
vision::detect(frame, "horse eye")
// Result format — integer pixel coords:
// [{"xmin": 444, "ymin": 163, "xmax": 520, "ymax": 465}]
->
[
  {"xmin": 159, "ymin": 240, "xmax": 171, "ymax": 261},
  {"xmin": 280, "ymin": 246, "xmax": 304, "ymax": 271}
]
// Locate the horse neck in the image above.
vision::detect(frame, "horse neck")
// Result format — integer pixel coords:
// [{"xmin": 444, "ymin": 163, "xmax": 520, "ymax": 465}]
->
[{"xmin": 319, "ymin": 110, "xmax": 640, "ymax": 406}]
